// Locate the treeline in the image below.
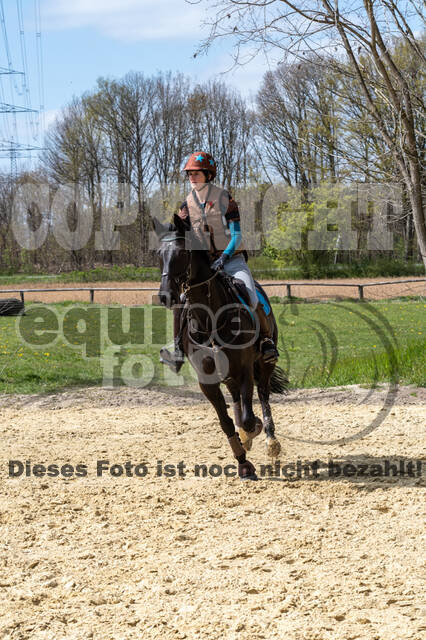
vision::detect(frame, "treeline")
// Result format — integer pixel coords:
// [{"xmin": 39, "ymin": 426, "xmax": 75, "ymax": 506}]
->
[{"xmin": 0, "ymin": 36, "xmax": 424, "ymax": 273}]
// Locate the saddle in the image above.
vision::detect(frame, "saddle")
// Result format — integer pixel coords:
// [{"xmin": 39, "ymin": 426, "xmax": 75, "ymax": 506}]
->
[{"xmin": 218, "ymin": 272, "xmax": 272, "ymax": 317}]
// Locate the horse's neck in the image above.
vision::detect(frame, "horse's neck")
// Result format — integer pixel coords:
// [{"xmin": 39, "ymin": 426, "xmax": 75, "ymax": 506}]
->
[{"xmin": 188, "ymin": 254, "xmax": 225, "ymax": 311}]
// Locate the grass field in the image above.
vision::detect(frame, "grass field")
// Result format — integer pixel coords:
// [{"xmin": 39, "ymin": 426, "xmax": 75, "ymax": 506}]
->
[
  {"xmin": 0, "ymin": 258, "xmax": 424, "ymax": 285},
  {"xmin": 0, "ymin": 299, "xmax": 424, "ymax": 394}
]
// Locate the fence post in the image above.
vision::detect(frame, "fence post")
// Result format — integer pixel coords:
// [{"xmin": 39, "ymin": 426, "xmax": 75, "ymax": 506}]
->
[
  {"xmin": 90, "ymin": 289, "xmax": 94, "ymax": 303},
  {"xmin": 286, "ymin": 283, "xmax": 292, "ymax": 299},
  {"xmin": 358, "ymin": 285, "xmax": 364, "ymax": 301},
  {"xmin": 20, "ymin": 291, "xmax": 24, "ymax": 304}
]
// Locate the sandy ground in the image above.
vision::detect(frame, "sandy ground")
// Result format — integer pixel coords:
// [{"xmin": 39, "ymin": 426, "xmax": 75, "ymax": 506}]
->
[
  {"xmin": 0, "ymin": 276, "xmax": 424, "ymax": 305},
  {"xmin": 0, "ymin": 383, "xmax": 425, "ymax": 640}
]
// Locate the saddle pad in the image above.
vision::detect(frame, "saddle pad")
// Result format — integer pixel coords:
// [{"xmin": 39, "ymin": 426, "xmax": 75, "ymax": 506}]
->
[
  {"xmin": 229, "ymin": 276, "xmax": 272, "ymax": 317},
  {"xmin": 255, "ymin": 286, "xmax": 271, "ymax": 316}
]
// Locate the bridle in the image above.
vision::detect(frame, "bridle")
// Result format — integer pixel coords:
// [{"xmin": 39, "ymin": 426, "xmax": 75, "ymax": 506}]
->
[
  {"xmin": 159, "ymin": 234, "xmax": 189, "ymax": 285},
  {"xmin": 159, "ymin": 233, "xmax": 219, "ymax": 295},
  {"xmin": 159, "ymin": 233, "xmax": 248, "ymax": 354}
]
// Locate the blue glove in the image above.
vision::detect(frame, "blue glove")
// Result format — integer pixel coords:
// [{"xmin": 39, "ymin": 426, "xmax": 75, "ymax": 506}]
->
[{"xmin": 211, "ymin": 253, "xmax": 230, "ymax": 271}]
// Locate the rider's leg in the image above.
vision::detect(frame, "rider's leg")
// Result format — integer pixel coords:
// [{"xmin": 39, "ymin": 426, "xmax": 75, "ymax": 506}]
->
[
  {"xmin": 255, "ymin": 302, "xmax": 279, "ymax": 363},
  {"xmin": 223, "ymin": 254, "xmax": 279, "ymax": 363},
  {"xmin": 159, "ymin": 297, "xmax": 186, "ymax": 373}
]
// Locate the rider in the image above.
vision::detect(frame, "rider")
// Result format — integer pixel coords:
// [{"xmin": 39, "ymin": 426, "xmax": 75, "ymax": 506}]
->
[{"xmin": 159, "ymin": 151, "xmax": 279, "ymax": 373}]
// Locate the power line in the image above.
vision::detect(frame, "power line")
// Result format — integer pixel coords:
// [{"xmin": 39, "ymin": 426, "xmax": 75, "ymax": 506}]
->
[
  {"xmin": 0, "ymin": 0, "xmax": 18, "ymax": 152},
  {"xmin": 0, "ymin": 0, "xmax": 45, "ymax": 176},
  {"xmin": 16, "ymin": 0, "xmax": 35, "ymax": 141},
  {"xmin": 0, "ymin": 67, "xmax": 22, "ymax": 141},
  {"xmin": 0, "ymin": 101, "xmax": 37, "ymax": 113},
  {"xmin": 34, "ymin": 0, "xmax": 45, "ymax": 136}
]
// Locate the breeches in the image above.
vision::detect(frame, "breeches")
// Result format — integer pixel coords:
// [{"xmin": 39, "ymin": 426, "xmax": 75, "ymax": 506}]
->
[{"xmin": 223, "ymin": 254, "xmax": 258, "ymax": 308}]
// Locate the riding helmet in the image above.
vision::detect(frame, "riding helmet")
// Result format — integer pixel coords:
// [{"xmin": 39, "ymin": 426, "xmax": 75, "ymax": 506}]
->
[{"xmin": 183, "ymin": 151, "xmax": 217, "ymax": 180}]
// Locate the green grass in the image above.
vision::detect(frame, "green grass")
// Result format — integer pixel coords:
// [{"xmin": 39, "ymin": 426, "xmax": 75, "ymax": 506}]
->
[
  {"xmin": 0, "ymin": 300, "xmax": 424, "ymax": 394},
  {"xmin": 0, "ymin": 265, "xmax": 161, "ymax": 286},
  {"xmin": 275, "ymin": 299, "xmax": 425, "ymax": 388},
  {"xmin": 247, "ymin": 256, "xmax": 424, "ymax": 280},
  {"xmin": 1, "ymin": 258, "xmax": 424, "ymax": 285}
]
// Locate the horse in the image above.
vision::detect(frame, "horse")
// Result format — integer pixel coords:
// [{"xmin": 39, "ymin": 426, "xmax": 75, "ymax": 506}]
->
[{"xmin": 154, "ymin": 213, "xmax": 288, "ymax": 480}]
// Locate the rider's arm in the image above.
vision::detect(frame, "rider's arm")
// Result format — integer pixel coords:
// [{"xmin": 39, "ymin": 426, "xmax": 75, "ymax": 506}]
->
[
  {"xmin": 223, "ymin": 220, "xmax": 242, "ymax": 258},
  {"xmin": 222, "ymin": 194, "xmax": 242, "ymax": 258}
]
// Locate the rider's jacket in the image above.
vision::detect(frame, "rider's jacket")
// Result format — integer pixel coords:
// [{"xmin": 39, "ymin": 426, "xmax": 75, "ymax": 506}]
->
[{"xmin": 179, "ymin": 183, "xmax": 246, "ymax": 258}]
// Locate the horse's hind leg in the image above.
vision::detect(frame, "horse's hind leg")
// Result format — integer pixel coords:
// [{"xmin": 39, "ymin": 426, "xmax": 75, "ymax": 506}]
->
[
  {"xmin": 226, "ymin": 380, "xmax": 256, "ymax": 453},
  {"xmin": 199, "ymin": 382, "xmax": 257, "ymax": 480},
  {"xmin": 257, "ymin": 362, "xmax": 282, "ymax": 458}
]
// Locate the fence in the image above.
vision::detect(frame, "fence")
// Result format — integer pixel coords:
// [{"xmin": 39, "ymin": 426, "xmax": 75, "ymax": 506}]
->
[{"xmin": 0, "ymin": 279, "xmax": 424, "ymax": 305}]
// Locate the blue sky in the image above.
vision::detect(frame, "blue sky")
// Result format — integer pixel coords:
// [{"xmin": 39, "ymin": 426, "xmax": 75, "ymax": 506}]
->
[{"xmin": 0, "ymin": 0, "xmax": 275, "ymax": 170}]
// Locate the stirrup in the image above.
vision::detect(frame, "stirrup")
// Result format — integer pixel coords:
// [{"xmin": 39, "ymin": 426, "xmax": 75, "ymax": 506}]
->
[
  {"xmin": 260, "ymin": 338, "xmax": 279, "ymax": 364},
  {"xmin": 159, "ymin": 347, "xmax": 185, "ymax": 373}
]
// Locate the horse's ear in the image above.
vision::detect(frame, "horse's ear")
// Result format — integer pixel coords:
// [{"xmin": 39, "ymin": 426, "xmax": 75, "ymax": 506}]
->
[
  {"xmin": 151, "ymin": 217, "xmax": 176, "ymax": 237},
  {"xmin": 173, "ymin": 213, "xmax": 190, "ymax": 234},
  {"xmin": 151, "ymin": 217, "xmax": 165, "ymax": 237}
]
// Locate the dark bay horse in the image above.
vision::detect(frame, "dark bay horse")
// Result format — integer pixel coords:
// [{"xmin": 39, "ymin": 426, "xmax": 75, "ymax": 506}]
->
[{"xmin": 154, "ymin": 214, "xmax": 287, "ymax": 480}]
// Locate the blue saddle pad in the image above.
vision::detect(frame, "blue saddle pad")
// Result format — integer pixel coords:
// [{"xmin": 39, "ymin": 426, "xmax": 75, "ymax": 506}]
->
[
  {"xmin": 225, "ymin": 275, "xmax": 272, "ymax": 318},
  {"xmin": 255, "ymin": 285, "xmax": 271, "ymax": 316},
  {"xmin": 235, "ymin": 284, "xmax": 271, "ymax": 318}
]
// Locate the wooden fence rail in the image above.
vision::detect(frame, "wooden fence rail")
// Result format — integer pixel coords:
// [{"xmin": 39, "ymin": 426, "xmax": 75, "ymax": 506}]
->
[{"xmin": 0, "ymin": 278, "xmax": 424, "ymax": 304}]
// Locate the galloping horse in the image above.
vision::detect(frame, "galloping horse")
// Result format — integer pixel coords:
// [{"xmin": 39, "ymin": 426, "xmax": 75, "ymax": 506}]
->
[{"xmin": 154, "ymin": 214, "xmax": 287, "ymax": 480}]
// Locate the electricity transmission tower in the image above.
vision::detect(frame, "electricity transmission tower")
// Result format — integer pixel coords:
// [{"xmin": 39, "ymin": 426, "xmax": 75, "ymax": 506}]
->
[{"xmin": 0, "ymin": 1, "xmax": 45, "ymax": 179}]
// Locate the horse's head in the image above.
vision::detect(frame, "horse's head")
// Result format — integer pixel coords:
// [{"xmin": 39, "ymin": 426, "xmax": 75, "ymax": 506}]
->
[{"xmin": 153, "ymin": 214, "xmax": 191, "ymax": 309}]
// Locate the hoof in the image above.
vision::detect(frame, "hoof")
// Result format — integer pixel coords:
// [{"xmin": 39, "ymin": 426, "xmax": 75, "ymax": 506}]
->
[
  {"xmin": 238, "ymin": 460, "xmax": 258, "ymax": 481},
  {"xmin": 239, "ymin": 418, "xmax": 263, "ymax": 451},
  {"xmin": 265, "ymin": 437, "xmax": 281, "ymax": 458}
]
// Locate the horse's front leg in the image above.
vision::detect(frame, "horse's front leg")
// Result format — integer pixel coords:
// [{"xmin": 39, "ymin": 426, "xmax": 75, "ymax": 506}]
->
[
  {"xmin": 257, "ymin": 362, "xmax": 282, "ymax": 458},
  {"xmin": 224, "ymin": 379, "xmax": 247, "ymax": 448},
  {"xmin": 198, "ymin": 382, "xmax": 257, "ymax": 480},
  {"xmin": 238, "ymin": 367, "xmax": 263, "ymax": 451}
]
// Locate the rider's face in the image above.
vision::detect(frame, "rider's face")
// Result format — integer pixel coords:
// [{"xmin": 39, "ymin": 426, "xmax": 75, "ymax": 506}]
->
[{"xmin": 188, "ymin": 170, "xmax": 207, "ymax": 190}]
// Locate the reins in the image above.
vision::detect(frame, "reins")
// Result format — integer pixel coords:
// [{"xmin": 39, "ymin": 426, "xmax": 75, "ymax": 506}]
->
[
  {"xmin": 186, "ymin": 269, "xmax": 219, "ymax": 290},
  {"xmin": 160, "ymin": 232, "xmax": 250, "ymax": 351}
]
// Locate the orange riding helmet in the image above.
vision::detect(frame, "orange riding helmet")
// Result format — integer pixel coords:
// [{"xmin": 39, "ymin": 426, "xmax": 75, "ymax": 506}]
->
[{"xmin": 183, "ymin": 151, "xmax": 217, "ymax": 180}]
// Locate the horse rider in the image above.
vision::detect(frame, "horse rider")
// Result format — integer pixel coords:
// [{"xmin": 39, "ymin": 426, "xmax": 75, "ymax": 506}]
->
[{"xmin": 159, "ymin": 150, "xmax": 279, "ymax": 373}]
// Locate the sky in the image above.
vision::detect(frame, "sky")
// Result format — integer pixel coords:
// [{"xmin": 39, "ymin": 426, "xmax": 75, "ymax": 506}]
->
[{"xmin": 0, "ymin": 0, "xmax": 277, "ymax": 172}]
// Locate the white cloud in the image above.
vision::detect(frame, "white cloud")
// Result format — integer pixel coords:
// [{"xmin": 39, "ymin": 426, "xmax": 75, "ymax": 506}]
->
[
  {"xmin": 42, "ymin": 0, "xmax": 208, "ymax": 41},
  {"xmin": 41, "ymin": 108, "xmax": 61, "ymax": 132}
]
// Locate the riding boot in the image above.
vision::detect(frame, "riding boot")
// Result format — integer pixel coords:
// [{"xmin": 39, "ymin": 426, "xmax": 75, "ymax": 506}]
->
[
  {"xmin": 255, "ymin": 302, "xmax": 279, "ymax": 364},
  {"xmin": 159, "ymin": 303, "xmax": 186, "ymax": 373}
]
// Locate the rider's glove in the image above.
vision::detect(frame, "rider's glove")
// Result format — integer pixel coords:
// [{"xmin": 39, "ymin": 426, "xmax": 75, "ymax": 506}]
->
[{"xmin": 211, "ymin": 253, "xmax": 230, "ymax": 272}]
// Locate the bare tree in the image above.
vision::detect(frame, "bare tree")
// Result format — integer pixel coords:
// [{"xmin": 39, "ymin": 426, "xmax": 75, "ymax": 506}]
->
[
  {"xmin": 0, "ymin": 173, "xmax": 16, "ymax": 269},
  {"xmin": 150, "ymin": 72, "xmax": 192, "ymax": 191},
  {"xmin": 257, "ymin": 59, "xmax": 341, "ymax": 188},
  {"xmin": 196, "ymin": 0, "xmax": 426, "ymax": 269},
  {"xmin": 89, "ymin": 74, "xmax": 157, "ymax": 261},
  {"xmin": 189, "ymin": 80, "xmax": 256, "ymax": 189},
  {"xmin": 44, "ymin": 98, "xmax": 106, "ymax": 269}
]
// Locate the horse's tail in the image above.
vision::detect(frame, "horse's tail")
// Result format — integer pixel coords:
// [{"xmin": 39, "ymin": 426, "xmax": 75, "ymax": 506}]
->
[{"xmin": 254, "ymin": 361, "xmax": 290, "ymax": 395}]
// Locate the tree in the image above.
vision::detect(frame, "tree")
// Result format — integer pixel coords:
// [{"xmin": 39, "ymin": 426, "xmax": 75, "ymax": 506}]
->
[
  {"xmin": 44, "ymin": 97, "xmax": 106, "ymax": 269},
  {"xmin": 196, "ymin": 0, "xmax": 426, "ymax": 269},
  {"xmin": 89, "ymin": 74, "xmax": 157, "ymax": 260},
  {"xmin": 257, "ymin": 59, "xmax": 341, "ymax": 187}
]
